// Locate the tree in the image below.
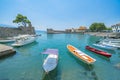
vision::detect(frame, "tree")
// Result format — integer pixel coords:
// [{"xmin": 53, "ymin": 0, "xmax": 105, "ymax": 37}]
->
[
  {"xmin": 13, "ymin": 14, "xmax": 31, "ymax": 27},
  {"xmin": 89, "ymin": 23, "xmax": 106, "ymax": 32}
]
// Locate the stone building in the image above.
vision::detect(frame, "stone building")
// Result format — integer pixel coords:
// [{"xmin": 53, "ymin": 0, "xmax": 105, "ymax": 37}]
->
[
  {"xmin": 0, "ymin": 23, "xmax": 35, "ymax": 38},
  {"xmin": 78, "ymin": 26, "xmax": 87, "ymax": 32},
  {"xmin": 47, "ymin": 26, "xmax": 87, "ymax": 34},
  {"xmin": 47, "ymin": 28, "xmax": 54, "ymax": 33},
  {"xmin": 71, "ymin": 26, "xmax": 87, "ymax": 33},
  {"xmin": 65, "ymin": 26, "xmax": 87, "ymax": 33},
  {"xmin": 47, "ymin": 28, "xmax": 65, "ymax": 33},
  {"xmin": 65, "ymin": 29, "xmax": 72, "ymax": 33}
]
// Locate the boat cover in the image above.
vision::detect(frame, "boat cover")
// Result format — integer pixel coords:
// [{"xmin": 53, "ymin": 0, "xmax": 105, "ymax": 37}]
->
[{"xmin": 42, "ymin": 49, "xmax": 58, "ymax": 55}]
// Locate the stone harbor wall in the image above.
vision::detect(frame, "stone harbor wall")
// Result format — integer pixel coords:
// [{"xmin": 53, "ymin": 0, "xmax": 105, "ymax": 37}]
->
[
  {"xmin": 0, "ymin": 25, "xmax": 35, "ymax": 38},
  {"xmin": 0, "ymin": 44, "xmax": 16, "ymax": 57}
]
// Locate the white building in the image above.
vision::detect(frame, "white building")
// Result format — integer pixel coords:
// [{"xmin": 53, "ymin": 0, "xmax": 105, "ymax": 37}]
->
[{"xmin": 111, "ymin": 23, "xmax": 120, "ymax": 33}]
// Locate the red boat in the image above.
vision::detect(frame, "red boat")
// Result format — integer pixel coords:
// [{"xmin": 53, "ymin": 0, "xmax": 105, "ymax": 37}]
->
[{"xmin": 86, "ymin": 46, "xmax": 112, "ymax": 58}]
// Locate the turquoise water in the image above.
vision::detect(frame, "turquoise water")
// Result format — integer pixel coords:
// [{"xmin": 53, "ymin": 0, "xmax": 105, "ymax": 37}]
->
[{"xmin": 0, "ymin": 31, "xmax": 120, "ymax": 80}]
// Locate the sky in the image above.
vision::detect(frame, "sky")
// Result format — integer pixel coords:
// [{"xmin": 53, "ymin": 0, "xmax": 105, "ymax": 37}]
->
[{"xmin": 0, "ymin": 0, "xmax": 120, "ymax": 30}]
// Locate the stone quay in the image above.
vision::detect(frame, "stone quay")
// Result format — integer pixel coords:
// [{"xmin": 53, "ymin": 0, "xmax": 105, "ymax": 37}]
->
[{"xmin": 0, "ymin": 44, "xmax": 16, "ymax": 58}]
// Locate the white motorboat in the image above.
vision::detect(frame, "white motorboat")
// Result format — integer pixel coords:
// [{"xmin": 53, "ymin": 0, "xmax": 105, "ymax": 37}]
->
[
  {"xmin": 12, "ymin": 35, "xmax": 36, "ymax": 46},
  {"xmin": 101, "ymin": 41, "xmax": 120, "ymax": 49},
  {"xmin": 0, "ymin": 39, "xmax": 15, "ymax": 43},
  {"xmin": 0, "ymin": 37, "xmax": 15, "ymax": 43},
  {"xmin": 93, "ymin": 43, "xmax": 117, "ymax": 50},
  {"xmin": 95, "ymin": 37, "xmax": 120, "ymax": 49},
  {"xmin": 42, "ymin": 49, "xmax": 58, "ymax": 73},
  {"xmin": 98, "ymin": 38, "xmax": 120, "ymax": 49},
  {"xmin": 102, "ymin": 38, "xmax": 120, "ymax": 43}
]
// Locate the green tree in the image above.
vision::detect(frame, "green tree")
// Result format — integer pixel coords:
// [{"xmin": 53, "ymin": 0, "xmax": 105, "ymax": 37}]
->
[
  {"xmin": 89, "ymin": 23, "xmax": 106, "ymax": 32},
  {"xmin": 13, "ymin": 14, "xmax": 31, "ymax": 27}
]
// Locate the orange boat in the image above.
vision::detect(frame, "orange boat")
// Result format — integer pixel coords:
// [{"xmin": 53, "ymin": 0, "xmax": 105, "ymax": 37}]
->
[{"xmin": 67, "ymin": 44, "xmax": 96, "ymax": 64}]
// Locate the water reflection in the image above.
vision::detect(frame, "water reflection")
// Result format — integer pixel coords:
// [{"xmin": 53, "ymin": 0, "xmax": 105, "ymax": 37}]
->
[
  {"xmin": 0, "ymin": 52, "xmax": 16, "ymax": 62},
  {"xmin": 67, "ymin": 51, "xmax": 93, "ymax": 70},
  {"xmin": 115, "ymin": 49, "xmax": 120, "ymax": 54},
  {"xmin": 47, "ymin": 34, "xmax": 54, "ymax": 39},
  {"xmin": 42, "ymin": 67, "xmax": 61, "ymax": 80},
  {"xmin": 65, "ymin": 34, "xmax": 72, "ymax": 39},
  {"xmin": 115, "ymin": 49, "xmax": 120, "ymax": 58},
  {"xmin": 76, "ymin": 33, "xmax": 85, "ymax": 40},
  {"xmin": 86, "ymin": 35, "xmax": 101, "ymax": 45},
  {"xmin": 67, "ymin": 51, "xmax": 99, "ymax": 80},
  {"xmin": 14, "ymin": 41, "xmax": 38, "ymax": 56}
]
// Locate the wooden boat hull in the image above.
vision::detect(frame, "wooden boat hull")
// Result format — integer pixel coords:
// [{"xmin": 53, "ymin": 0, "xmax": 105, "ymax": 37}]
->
[
  {"xmin": 67, "ymin": 44, "xmax": 96, "ymax": 64},
  {"xmin": 86, "ymin": 46, "xmax": 112, "ymax": 58}
]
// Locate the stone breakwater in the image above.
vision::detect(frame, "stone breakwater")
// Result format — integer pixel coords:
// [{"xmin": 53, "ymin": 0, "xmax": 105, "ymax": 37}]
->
[
  {"xmin": 0, "ymin": 26, "xmax": 35, "ymax": 38},
  {"xmin": 86, "ymin": 32, "xmax": 120, "ymax": 38}
]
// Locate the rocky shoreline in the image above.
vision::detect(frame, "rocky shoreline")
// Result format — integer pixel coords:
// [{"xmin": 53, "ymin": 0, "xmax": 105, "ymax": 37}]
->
[{"xmin": 86, "ymin": 32, "xmax": 120, "ymax": 38}]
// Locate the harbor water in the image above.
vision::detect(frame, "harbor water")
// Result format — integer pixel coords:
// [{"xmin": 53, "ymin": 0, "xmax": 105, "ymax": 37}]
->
[{"xmin": 0, "ymin": 31, "xmax": 120, "ymax": 80}]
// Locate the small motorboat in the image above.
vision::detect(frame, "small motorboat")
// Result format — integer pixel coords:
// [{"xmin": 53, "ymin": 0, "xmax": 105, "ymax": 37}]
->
[
  {"xmin": 93, "ymin": 43, "xmax": 117, "ymax": 50},
  {"xmin": 42, "ymin": 49, "xmax": 58, "ymax": 73},
  {"xmin": 12, "ymin": 35, "xmax": 36, "ymax": 46},
  {"xmin": 102, "ymin": 38, "xmax": 120, "ymax": 43},
  {"xmin": 101, "ymin": 41, "xmax": 120, "ymax": 49},
  {"xmin": 0, "ymin": 38, "xmax": 15, "ymax": 43},
  {"xmin": 0, "ymin": 39, "xmax": 15, "ymax": 43},
  {"xmin": 95, "ymin": 38, "xmax": 120, "ymax": 49},
  {"xmin": 67, "ymin": 44, "xmax": 96, "ymax": 64},
  {"xmin": 86, "ymin": 46, "xmax": 112, "ymax": 58}
]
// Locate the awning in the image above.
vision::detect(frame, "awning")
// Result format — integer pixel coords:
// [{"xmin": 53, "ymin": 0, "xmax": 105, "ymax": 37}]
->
[{"xmin": 42, "ymin": 49, "xmax": 58, "ymax": 55}]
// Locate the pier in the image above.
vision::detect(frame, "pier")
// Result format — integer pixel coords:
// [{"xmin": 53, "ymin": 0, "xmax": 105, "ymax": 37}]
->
[{"xmin": 0, "ymin": 44, "xmax": 16, "ymax": 58}]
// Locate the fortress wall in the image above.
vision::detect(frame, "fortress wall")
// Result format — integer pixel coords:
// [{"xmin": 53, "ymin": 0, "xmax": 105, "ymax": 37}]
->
[{"xmin": 0, "ymin": 27, "xmax": 35, "ymax": 38}]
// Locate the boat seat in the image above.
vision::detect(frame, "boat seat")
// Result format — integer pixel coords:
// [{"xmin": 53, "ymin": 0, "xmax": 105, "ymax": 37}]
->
[
  {"xmin": 74, "ymin": 50, "xmax": 88, "ymax": 59},
  {"xmin": 82, "ymin": 56, "xmax": 88, "ymax": 59},
  {"xmin": 74, "ymin": 50, "xmax": 84, "ymax": 55}
]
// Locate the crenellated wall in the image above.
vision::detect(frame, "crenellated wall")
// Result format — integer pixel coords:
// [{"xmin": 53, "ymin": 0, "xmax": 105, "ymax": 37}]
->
[{"xmin": 0, "ymin": 26, "xmax": 35, "ymax": 38}]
